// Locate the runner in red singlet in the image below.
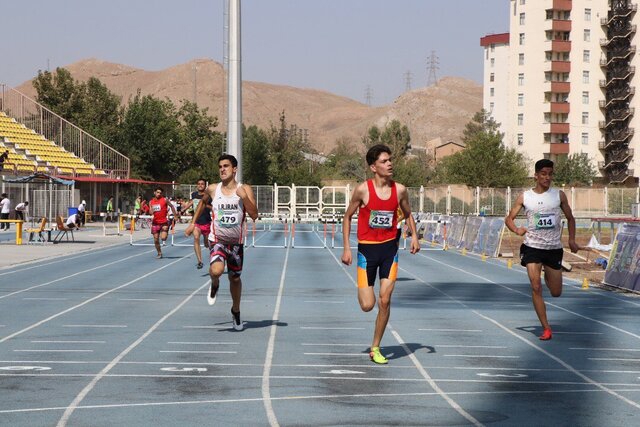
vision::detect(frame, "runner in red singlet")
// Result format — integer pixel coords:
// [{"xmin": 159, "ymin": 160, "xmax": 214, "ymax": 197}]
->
[
  {"xmin": 149, "ymin": 187, "xmax": 178, "ymax": 259},
  {"xmin": 342, "ymin": 144, "xmax": 420, "ymax": 364}
]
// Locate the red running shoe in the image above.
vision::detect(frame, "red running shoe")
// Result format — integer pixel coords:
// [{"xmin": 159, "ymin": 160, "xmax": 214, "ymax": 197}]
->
[{"xmin": 539, "ymin": 328, "xmax": 552, "ymax": 340}]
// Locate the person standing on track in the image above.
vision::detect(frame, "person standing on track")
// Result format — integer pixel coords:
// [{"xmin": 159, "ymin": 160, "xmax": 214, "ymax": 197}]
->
[
  {"xmin": 150, "ymin": 187, "xmax": 178, "ymax": 259},
  {"xmin": 505, "ymin": 158, "xmax": 578, "ymax": 341},
  {"xmin": 341, "ymin": 144, "xmax": 420, "ymax": 364},
  {"xmin": 185, "ymin": 154, "xmax": 258, "ymax": 331},
  {"xmin": 181, "ymin": 178, "xmax": 212, "ymax": 270}
]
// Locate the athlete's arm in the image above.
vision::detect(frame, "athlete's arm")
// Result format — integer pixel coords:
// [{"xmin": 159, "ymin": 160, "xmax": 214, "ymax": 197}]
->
[
  {"xmin": 185, "ymin": 190, "xmax": 211, "ymax": 237},
  {"xmin": 560, "ymin": 190, "xmax": 578, "ymax": 253},
  {"xmin": 180, "ymin": 199, "xmax": 194, "ymax": 214},
  {"xmin": 397, "ymin": 184, "xmax": 420, "ymax": 254},
  {"xmin": 505, "ymin": 193, "xmax": 526, "ymax": 236},
  {"xmin": 341, "ymin": 183, "xmax": 365, "ymax": 265},
  {"xmin": 237, "ymin": 184, "xmax": 258, "ymax": 221}
]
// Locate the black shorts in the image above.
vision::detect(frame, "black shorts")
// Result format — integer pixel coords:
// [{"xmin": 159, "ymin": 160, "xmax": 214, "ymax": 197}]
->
[
  {"xmin": 210, "ymin": 242, "xmax": 244, "ymax": 276},
  {"xmin": 520, "ymin": 244, "xmax": 563, "ymax": 270},
  {"xmin": 357, "ymin": 239, "xmax": 399, "ymax": 288}
]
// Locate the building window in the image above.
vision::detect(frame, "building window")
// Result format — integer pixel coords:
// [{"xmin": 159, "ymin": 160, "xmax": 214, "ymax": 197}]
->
[
  {"xmin": 490, "ymin": 73, "xmax": 495, "ymax": 82},
  {"xmin": 519, "ymin": 53, "xmax": 525, "ymax": 65},
  {"xmin": 490, "ymin": 44, "xmax": 495, "ymax": 52},
  {"xmin": 520, "ymin": 13, "xmax": 525, "ymax": 25},
  {"xmin": 585, "ymin": 9, "xmax": 591, "ymax": 21},
  {"xmin": 518, "ymin": 113, "xmax": 524, "ymax": 126},
  {"xmin": 491, "ymin": 58, "xmax": 495, "ymax": 67},
  {"xmin": 518, "ymin": 73, "xmax": 524, "ymax": 86},
  {"xmin": 490, "ymin": 87, "xmax": 495, "ymax": 97},
  {"xmin": 583, "ymin": 50, "xmax": 590, "ymax": 62},
  {"xmin": 519, "ymin": 33, "xmax": 525, "ymax": 45},
  {"xmin": 517, "ymin": 134, "xmax": 524, "ymax": 145},
  {"xmin": 582, "ymin": 133, "xmax": 589, "ymax": 145},
  {"xmin": 518, "ymin": 93, "xmax": 524, "ymax": 106},
  {"xmin": 546, "ymin": 10, "xmax": 554, "ymax": 20},
  {"xmin": 583, "ymin": 71, "xmax": 590, "ymax": 83},
  {"xmin": 584, "ymin": 29, "xmax": 591, "ymax": 42},
  {"xmin": 583, "ymin": 91, "xmax": 589, "ymax": 104},
  {"xmin": 582, "ymin": 112, "xmax": 589, "ymax": 124},
  {"xmin": 489, "ymin": 102, "xmax": 494, "ymax": 112}
]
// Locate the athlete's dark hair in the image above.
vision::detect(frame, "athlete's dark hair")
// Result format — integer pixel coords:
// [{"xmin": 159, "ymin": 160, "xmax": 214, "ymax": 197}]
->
[
  {"xmin": 155, "ymin": 186, "xmax": 163, "ymax": 193},
  {"xmin": 535, "ymin": 159, "xmax": 554, "ymax": 173},
  {"xmin": 366, "ymin": 144, "xmax": 392, "ymax": 166},
  {"xmin": 196, "ymin": 178, "xmax": 206, "ymax": 184},
  {"xmin": 218, "ymin": 154, "xmax": 238, "ymax": 167}
]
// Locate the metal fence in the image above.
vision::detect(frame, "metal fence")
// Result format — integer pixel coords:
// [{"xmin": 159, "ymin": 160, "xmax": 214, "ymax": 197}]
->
[
  {"xmin": 1, "ymin": 180, "xmax": 72, "ymax": 227},
  {"xmin": 0, "ymin": 84, "xmax": 130, "ymax": 178}
]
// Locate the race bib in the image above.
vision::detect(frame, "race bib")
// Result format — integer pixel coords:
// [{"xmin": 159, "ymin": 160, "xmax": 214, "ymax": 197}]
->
[
  {"xmin": 218, "ymin": 210, "xmax": 240, "ymax": 228},
  {"xmin": 192, "ymin": 199, "xmax": 200, "ymax": 211},
  {"xmin": 151, "ymin": 204, "xmax": 161, "ymax": 212},
  {"xmin": 369, "ymin": 210, "xmax": 394, "ymax": 229},
  {"xmin": 534, "ymin": 213, "xmax": 556, "ymax": 229}
]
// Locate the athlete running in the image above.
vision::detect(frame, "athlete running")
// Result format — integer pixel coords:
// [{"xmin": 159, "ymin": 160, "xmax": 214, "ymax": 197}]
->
[
  {"xmin": 341, "ymin": 144, "xmax": 420, "ymax": 364},
  {"xmin": 505, "ymin": 158, "xmax": 578, "ymax": 340},
  {"xmin": 149, "ymin": 187, "xmax": 178, "ymax": 259},
  {"xmin": 185, "ymin": 154, "xmax": 258, "ymax": 331},
  {"xmin": 181, "ymin": 179, "xmax": 212, "ymax": 269}
]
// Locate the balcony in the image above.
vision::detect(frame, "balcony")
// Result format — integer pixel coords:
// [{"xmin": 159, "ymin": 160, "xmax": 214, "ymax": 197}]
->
[
  {"xmin": 552, "ymin": 0, "xmax": 572, "ymax": 11},
  {"xmin": 609, "ymin": 168, "xmax": 635, "ymax": 184},
  {"xmin": 549, "ymin": 61, "xmax": 571, "ymax": 73},
  {"xmin": 549, "ymin": 102, "xmax": 570, "ymax": 114},
  {"xmin": 600, "ymin": 46, "xmax": 637, "ymax": 66},
  {"xmin": 601, "ymin": 4, "xmax": 638, "ymax": 25},
  {"xmin": 600, "ymin": 25, "xmax": 637, "ymax": 46},
  {"xmin": 599, "ymin": 149, "xmax": 635, "ymax": 169},
  {"xmin": 549, "ymin": 142, "xmax": 570, "ymax": 154},
  {"xmin": 550, "ymin": 40, "xmax": 572, "ymax": 52},
  {"xmin": 549, "ymin": 123, "xmax": 570, "ymax": 134},
  {"xmin": 599, "ymin": 88, "xmax": 635, "ymax": 108},
  {"xmin": 545, "ymin": 81, "xmax": 571, "ymax": 93},
  {"xmin": 551, "ymin": 19, "xmax": 572, "ymax": 32}
]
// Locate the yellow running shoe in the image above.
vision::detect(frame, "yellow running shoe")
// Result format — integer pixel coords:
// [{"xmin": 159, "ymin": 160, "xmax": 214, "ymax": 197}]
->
[{"xmin": 369, "ymin": 347, "xmax": 388, "ymax": 364}]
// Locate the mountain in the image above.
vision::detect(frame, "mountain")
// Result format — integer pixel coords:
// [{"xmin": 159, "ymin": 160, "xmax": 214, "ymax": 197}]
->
[{"xmin": 15, "ymin": 58, "xmax": 482, "ymax": 154}]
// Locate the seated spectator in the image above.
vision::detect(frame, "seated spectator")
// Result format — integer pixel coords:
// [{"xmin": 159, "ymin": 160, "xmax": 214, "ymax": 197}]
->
[
  {"xmin": 14, "ymin": 201, "xmax": 29, "ymax": 221},
  {"xmin": 66, "ymin": 213, "xmax": 82, "ymax": 229}
]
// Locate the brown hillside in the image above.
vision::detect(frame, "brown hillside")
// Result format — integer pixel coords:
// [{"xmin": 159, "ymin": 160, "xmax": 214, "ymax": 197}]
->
[{"xmin": 15, "ymin": 58, "xmax": 482, "ymax": 153}]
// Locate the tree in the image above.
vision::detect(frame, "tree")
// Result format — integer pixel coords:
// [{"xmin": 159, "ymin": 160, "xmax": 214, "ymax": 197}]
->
[
  {"xmin": 552, "ymin": 153, "xmax": 597, "ymax": 186},
  {"xmin": 321, "ymin": 138, "xmax": 366, "ymax": 181},
  {"xmin": 362, "ymin": 119, "xmax": 411, "ymax": 157},
  {"xmin": 242, "ymin": 125, "xmax": 271, "ymax": 185},
  {"xmin": 433, "ymin": 110, "xmax": 529, "ymax": 187}
]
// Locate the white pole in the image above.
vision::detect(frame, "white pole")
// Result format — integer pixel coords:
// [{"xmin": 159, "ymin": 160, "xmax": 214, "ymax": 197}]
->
[{"xmin": 227, "ymin": 0, "xmax": 243, "ymax": 182}]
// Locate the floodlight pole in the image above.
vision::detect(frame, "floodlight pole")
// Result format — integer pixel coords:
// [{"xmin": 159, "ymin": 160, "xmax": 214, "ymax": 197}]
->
[{"xmin": 227, "ymin": 0, "xmax": 243, "ymax": 182}]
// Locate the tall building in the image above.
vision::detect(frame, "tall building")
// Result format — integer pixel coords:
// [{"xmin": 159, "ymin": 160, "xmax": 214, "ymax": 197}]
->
[{"xmin": 482, "ymin": 0, "xmax": 637, "ymax": 183}]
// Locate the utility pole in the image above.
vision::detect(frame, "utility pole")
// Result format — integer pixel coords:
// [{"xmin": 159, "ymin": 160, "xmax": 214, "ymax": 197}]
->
[
  {"xmin": 364, "ymin": 85, "xmax": 373, "ymax": 106},
  {"xmin": 427, "ymin": 51, "xmax": 439, "ymax": 86},
  {"xmin": 404, "ymin": 70, "xmax": 413, "ymax": 92},
  {"xmin": 227, "ymin": 0, "xmax": 243, "ymax": 182}
]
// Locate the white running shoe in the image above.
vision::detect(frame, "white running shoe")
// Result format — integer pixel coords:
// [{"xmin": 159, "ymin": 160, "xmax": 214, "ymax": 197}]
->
[
  {"xmin": 207, "ymin": 282, "xmax": 218, "ymax": 306},
  {"xmin": 231, "ymin": 309, "xmax": 243, "ymax": 331}
]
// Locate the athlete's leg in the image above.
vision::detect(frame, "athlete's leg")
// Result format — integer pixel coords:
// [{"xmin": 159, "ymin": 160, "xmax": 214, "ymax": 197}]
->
[
  {"xmin": 543, "ymin": 265, "xmax": 563, "ymax": 297},
  {"xmin": 153, "ymin": 233, "xmax": 162, "ymax": 257},
  {"xmin": 357, "ymin": 286, "xmax": 376, "ymax": 312},
  {"xmin": 160, "ymin": 228, "xmax": 169, "ymax": 247},
  {"xmin": 526, "ymin": 262, "xmax": 550, "ymax": 330},
  {"xmin": 209, "ymin": 260, "xmax": 225, "ymax": 293},
  {"xmin": 372, "ymin": 278, "xmax": 396, "ymax": 348},
  {"xmin": 193, "ymin": 227, "xmax": 203, "ymax": 264},
  {"xmin": 229, "ymin": 272, "xmax": 242, "ymax": 313}
]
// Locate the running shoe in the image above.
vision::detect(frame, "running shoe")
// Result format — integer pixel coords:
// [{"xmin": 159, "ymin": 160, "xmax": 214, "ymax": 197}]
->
[
  {"xmin": 369, "ymin": 347, "xmax": 388, "ymax": 364},
  {"xmin": 162, "ymin": 240, "xmax": 167, "ymax": 246},
  {"xmin": 539, "ymin": 328, "xmax": 553, "ymax": 341},
  {"xmin": 197, "ymin": 262, "xmax": 204, "ymax": 270},
  {"xmin": 231, "ymin": 308, "xmax": 243, "ymax": 331},
  {"xmin": 156, "ymin": 253, "xmax": 163, "ymax": 259},
  {"xmin": 207, "ymin": 283, "xmax": 218, "ymax": 306}
]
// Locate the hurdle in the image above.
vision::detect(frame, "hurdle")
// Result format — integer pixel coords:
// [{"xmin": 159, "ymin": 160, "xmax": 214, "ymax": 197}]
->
[
  {"xmin": 100, "ymin": 212, "xmax": 123, "ymax": 237},
  {"xmin": 290, "ymin": 214, "xmax": 328, "ymax": 249},
  {"xmin": 251, "ymin": 214, "xmax": 289, "ymax": 248}
]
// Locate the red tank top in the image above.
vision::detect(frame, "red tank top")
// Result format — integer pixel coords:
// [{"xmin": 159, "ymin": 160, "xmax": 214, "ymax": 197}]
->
[
  {"xmin": 149, "ymin": 197, "xmax": 169, "ymax": 224},
  {"xmin": 357, "ymin": 180, "xmax": 398, "ymax": 243}
]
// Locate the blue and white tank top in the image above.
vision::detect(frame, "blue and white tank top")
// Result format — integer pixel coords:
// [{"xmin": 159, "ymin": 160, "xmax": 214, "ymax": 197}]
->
[
  {"xmin": 523, "ymin": 188, "xmax": 563, "ymax": 250},
  {"xmin": 209, "ymin": 183, "xmax": 246, "ymax": 244}
]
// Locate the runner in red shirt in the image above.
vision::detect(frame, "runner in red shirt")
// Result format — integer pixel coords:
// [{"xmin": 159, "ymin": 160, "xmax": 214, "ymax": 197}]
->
[
  {"xmin": 341, "ymin": 144, "xmax": 420, "ymax": 364},
  {"xmin": 149, "ymin": 187, "xmax": 178, "ymax": 259}
]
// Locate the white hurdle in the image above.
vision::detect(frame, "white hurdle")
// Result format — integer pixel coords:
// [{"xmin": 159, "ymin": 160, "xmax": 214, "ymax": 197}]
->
[{"xmin": 251, "ymin": 214, "xmax": 289, "ymax": 248}]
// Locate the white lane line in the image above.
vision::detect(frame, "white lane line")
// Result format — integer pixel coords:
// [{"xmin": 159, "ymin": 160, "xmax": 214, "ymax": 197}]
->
[
  {"xmin": 303, "ymin": 300, "xmax": 345, "ymax": 304},
  {"xmin": 31, "ymin": 340, "xmax": 105, "ymax": 344},
  {"xmin": 304, "ymin": 353, "xmax": 365, "ymax": 357},
  {"xmin": 118, "ymin": 298, "xmax": 158, "ymax": 302},
  {"xmin": 63, "ymin": 325, "xmax": 127, "ymax": 328},
  {"xmin": 325, "ymin": 244, "xmax": 484, "ymax": 426},
  {"xmin": 435, "ymin": 345, "xmax": 507, "ymax": 349},
  {"xmin": 571, "ymin": 348, "xmax": 640, "ymax": 352},
  {"xmin": 262, "ymin": 243, "xmax": 291, "ymax": 427},
  {"xmin": 168, "ymin": 342, "xmax": 239, "ymax": 345},
  {"xmin": 55, "ymin": 278, "xmax": 210, "ymax": 427},
  {"xmin": 300, "ymin": 327, "xmax": 365, "ymax": 330},
  {"xmin": 419, "ymin": 328, "xmax": 482, "ymax": 332},
  {"xmin": 2, "ymin": 388, "xmax": 639, "ymax": 414},
  {"xmin": 0, "ymin": 250, "xmax": 151, "ymax": 300},
  {"xmin": 0, "ymin": 255, "xmax": 187, "ymax": 344},
  {"xmin": 552, "ymin": 331, "xmax": 603, "ymax": 335},
  {"xmin": 158, "ymin": 351, "xmax": 237, "ymax": 354},
  {"xmin": 14, "ymin": 350, "xmax": 93, "ymax": 353},
  {"xmin": 587, "ymin": 306, "xmax": 625, "ymax": 310},
  {"xmin": 443, "ymin": 355, "xmax": 519, "ymax": 359},
  {"xmin": 23, "ymin": 298, "xmax": 68, "ymax": 301},
  {"xmin": 182, "ymin": 326, "xmax": 226, "ymax": 330},
  {"xmin": 590, "ymin": 358, "xmax": 640, "ymax": 362},
  {"xmin": 301, "ymin": 343, "xmax": 369, "ymax": 347}
]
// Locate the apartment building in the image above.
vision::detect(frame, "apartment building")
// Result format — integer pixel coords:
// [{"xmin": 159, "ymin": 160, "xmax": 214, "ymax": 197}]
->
[{"xmin": 482, "ymin": 0, "xmax": 637, "ymax": 183}]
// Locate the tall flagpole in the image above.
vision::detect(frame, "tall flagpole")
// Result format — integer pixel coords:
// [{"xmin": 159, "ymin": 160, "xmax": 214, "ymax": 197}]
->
[{"xmin": 227, "ymin": 0, "xmax": 243, "ymax": 182}]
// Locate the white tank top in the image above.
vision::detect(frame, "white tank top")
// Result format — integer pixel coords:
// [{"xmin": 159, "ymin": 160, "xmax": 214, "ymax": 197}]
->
[
  {"xmin": 209, "ymin": 182, "xmax": 245, "ymax": 244},
  {"xmin": 523, "ymin": 188, "xmax": 563, "ymax": 250}
]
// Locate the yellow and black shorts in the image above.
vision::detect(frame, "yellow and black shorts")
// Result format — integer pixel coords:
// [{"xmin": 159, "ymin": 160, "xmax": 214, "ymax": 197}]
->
[{"xmin": 357, "ymin": 239, "xmax": 399, "ymax": 288}]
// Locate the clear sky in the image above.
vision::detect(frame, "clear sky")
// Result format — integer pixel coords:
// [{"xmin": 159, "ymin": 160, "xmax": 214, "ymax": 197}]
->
[{"xmin": 1, "ymin": 0, "xmax": 508, "ymax": 106}]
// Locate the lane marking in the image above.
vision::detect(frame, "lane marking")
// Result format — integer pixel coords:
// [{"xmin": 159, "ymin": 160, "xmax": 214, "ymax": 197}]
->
[
  {"xmin": 262, "ymin": 243, "xmax": 291, "ymax": 427},
  {"xmin": 158, "ymin": 351, "xmax": 237, "ymax": 354},
  {"xmin": 0, "ymin": 255, "xmax": 187, "ymax": 344},
  {"xmin": 167, "ymin": 342, "xmax": 239, "ymax": 345},
  {"xmin": 31, "ymin": 340, "xmax": 105, "ymax": 344},
  {"xmin": 571, "ymin": 347, "xmax": 640, "ymax": 352},
  {"xmin": 300, "ymin": 327, "xmax": 365, "ymax": 330},
  {"xmin": 419, "ymin": 328, "xmax": 482, "ymax": 332},
  {"xmin": 23, "ymin": 298, "xmax": 68, "ymax": 301},
  {"xmin": 182, "ymin": 326, "xmax": 226, "ymax": 330},
  {"xmin": 118, "ymin": 298, "xmax": 158, "ymax": 302},
  {"xmin": 55, "ymin": 278, "xmax": 210, "ymax": 427},
  {"xmin": 435, "ymin": 345, "xmax": 507, "ymax": 349},
  {"xmin": 304, "ymin": 353, "xmax": 366, "ymax": 357},
  {"xmin": 14, "ymin": 350, "xmax": 93, "ymax": 353},
  {"xmin": 552, "ymin": 331, "xmax": 603, "ymax": 335},
  {"xmin": 63, "ymin": 325, "xmax": 127, "ymax": 328},
  {"xmin": 303, "ymin": 300, "xmax": 345, "ymax": 304},
  {"xmin": 0, "ymin": 366, "xmax": 51, "ymax": 371},
  {"xmin": 301, "ymin": 343, "xmax": 369, "ymax": 347},
  {"xmin": 443, "ymin": 355, "xmax": 519, "ymax": 359}
]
